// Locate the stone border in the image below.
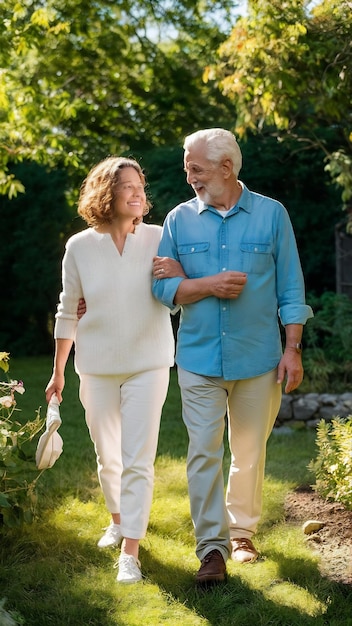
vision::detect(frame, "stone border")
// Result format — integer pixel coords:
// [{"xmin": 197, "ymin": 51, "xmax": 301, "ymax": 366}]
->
[{"xmin": 275, "ymin": 392, "xmax": 352, "ymax": 429}]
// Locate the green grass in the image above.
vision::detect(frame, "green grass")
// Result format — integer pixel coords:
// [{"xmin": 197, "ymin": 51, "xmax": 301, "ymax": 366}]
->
[{"xmin": 1, "ymin": 356, "xmax": 351, "ymax": 626}]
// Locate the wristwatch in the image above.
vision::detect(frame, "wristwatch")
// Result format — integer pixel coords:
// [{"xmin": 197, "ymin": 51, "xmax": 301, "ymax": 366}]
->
[{"xmin": 287, "ymin": 343, "xmax": 303, "ymax": 353}]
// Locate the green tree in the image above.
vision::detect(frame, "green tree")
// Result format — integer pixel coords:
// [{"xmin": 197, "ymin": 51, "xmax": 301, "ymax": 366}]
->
[
  {"xmin": 1, "ymin": 0, "xmax": 241, "ymax": 355},
  {"xmin": 208, "ymin": 0, "xmax": 352, "ymax": 224},
  {"xmin": 0, "ymin": 162, "xmax": 74, "ymax": 354},
  {"xmin": 0, "ymin": 0, "xmax": 237, "ymax": 197},
  {"xmin": 238, "ymin": 132, "xmax": 342, "ymax": 293},
  {"xmin": 139, "ymin": 145, "xmax": 191, "ymax": 224}
]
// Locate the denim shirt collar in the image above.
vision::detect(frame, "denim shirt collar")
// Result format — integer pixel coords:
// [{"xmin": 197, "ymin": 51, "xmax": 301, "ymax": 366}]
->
[{"xmin": 197, "ymin": 181, "xmax": 252, "ymax": 216}]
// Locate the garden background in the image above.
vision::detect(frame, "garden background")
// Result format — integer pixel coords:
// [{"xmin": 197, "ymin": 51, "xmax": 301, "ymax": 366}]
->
[{"xmin": 0, "ymin": 1, "xmax": 351, "ymax": 624}]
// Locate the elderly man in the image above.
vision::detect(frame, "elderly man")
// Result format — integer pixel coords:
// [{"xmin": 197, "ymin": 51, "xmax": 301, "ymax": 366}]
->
[{"xmin": 152, "ymin": 128, "xmax": 313, "ymax": 585}]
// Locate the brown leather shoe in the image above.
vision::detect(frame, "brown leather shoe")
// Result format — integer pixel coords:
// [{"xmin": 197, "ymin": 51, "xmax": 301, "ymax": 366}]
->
[
  {"xmin": 195, "ymin": 549, "xmax": 227, "ymax": 585},
  {"xmin": 231, "ymin": 538, "xmax": 258, "ymax": 563}
]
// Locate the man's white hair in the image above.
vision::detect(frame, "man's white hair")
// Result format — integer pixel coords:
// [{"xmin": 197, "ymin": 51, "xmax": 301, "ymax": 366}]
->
[{"xmin": 183, "ymin": 128, "xmax": 242, "ymax": 176}]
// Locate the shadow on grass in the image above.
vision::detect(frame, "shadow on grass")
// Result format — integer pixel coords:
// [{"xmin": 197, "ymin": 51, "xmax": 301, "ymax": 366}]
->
[
  {"xmin": 1, "ymin": 479, "xmax": 351, "ymax": 625},
  {"xmin": 3, "ymin": 360, "xmax": 352, "ymax": 625},
  {"xmin": 1, "ymin": 521, "xmax": 351, "ymax": 626},
  {"xmin": 1, "ymin": 521, "xmax": 147, "ymax": 626},
  {"xmin": 141, "ymin": 544, "xmax": 352, "ymax": 626}
]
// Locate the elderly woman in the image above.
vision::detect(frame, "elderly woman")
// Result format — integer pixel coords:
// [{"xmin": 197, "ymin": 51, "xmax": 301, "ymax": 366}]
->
[{"xmin": 45, "ymin": 156, "xmax": 182, "ymax": 584}]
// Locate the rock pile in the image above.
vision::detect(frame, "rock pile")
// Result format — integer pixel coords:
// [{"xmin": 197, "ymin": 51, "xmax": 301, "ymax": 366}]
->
[{"xmin": 276, "ymin": 392, "xmax": 352, "ymax": 429}]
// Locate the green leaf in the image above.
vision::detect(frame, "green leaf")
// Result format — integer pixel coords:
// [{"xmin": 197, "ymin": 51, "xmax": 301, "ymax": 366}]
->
[{"xmin": 0, "ymin": 493, "xmax": 11, "ymax": 508}]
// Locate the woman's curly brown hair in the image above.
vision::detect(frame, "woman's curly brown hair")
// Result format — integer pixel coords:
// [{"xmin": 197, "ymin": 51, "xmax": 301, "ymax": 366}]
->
[{"xmin": 78, "ymin": 156, "xmax": 151, "ymax": 227}]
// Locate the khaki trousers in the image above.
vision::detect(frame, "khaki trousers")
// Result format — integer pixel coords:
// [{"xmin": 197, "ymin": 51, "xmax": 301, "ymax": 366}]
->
[{"xmin": 178, "ymin": 367, "xmax": 281, "ymax": 561}]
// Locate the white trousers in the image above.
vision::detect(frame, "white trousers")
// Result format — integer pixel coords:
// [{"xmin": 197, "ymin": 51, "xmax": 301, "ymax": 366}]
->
[
  {"xmin": 178, "ymin": 367, "xmax": 281, "ymax": 561},
  {"xmin": 79, "ymin": 368, "xmax": 170, "ymax": 539}
]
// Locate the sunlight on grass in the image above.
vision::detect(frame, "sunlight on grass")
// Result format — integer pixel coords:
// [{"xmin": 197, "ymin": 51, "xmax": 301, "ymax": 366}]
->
[
  {"xmin": 74, "ymin": 568, "xmax": 211, "ymax": 626},
  {"xmin": 154, "ymin": 455, "xmax": 188, "ymax": 496},
  {"xmin": 48, "ymin": 495, "xmax": 109, "ymax": 539},
  {"xmin": 151, "ymin": 455, "xmax": 193, "ymax": 541},
  {"xmin": 1, "ymin": 358, "xmax": 351, "ymax": 625},
  {"xmin": 260, "ymin": 475, "xmax": 292, "ymax": 529},
  {"xmin": 229, "ymin": 524, "xmax": 328, "ymax": 618},
  {"xmin": 37, "ymin": 496, "xmax": 211, "ymax": 625},
  {"xmin": 265, "ymin": 581, "xmax": 327, "ymax": 617}
]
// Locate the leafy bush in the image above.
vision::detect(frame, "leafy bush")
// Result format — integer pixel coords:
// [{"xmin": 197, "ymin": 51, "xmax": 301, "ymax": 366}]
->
[
  {"xmin": 302, "ymin": 291, "xmax": 352, "ymax": 392},
  {"xmin": 309, "ymin": 416, "xmax": 352, "ymax": 510},
  {"xmin": 0, "ymin": 352, "xmax": 45, "ymax": 527},
  {"xmin": 0, "ymin": 598, "xmax": 24, "ymax": 626},
  {"xmin": 0, "ymin": 162, "xmax": 73, "ymax": 356}
]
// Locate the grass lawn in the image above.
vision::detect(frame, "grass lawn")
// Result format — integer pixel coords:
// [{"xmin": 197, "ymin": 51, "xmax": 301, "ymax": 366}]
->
[{"xmin": 1, "ymin": 356, "xmax": 351, "ymax": 626}]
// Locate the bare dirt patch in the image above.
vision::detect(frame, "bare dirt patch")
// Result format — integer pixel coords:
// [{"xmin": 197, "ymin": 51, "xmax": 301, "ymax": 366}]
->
[{"xmin": 284, "ymin": 486, "xmax": 352, "ymax": 586}]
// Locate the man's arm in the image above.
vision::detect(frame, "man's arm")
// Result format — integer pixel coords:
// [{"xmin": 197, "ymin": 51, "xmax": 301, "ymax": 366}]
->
[
  {"xmin": 284, "ymin": 323, "xmax": 303, "ymax": 353},
  {"xmin": 277, "ymin": 323, "xmax": 304, "ymax": 393},
  {"xmin": 174, "ymin": 271, "xmax": 247, "ymax": 304},
  {"xmin": 152, "ymin": 252, "xmax": 247, "ymax": 305}
]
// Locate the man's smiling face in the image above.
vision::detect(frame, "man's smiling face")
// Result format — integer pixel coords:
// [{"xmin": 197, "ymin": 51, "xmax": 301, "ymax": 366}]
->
[{"xmin": 184, "ymin": 143, "xmax": 226, "ymax": 208}]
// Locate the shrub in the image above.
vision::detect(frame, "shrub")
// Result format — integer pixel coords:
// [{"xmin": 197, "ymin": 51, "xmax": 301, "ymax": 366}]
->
[
  {"xmin": 0, "ymin": 352, "xmax": 45, "ymax": 527},
  {"xmin": 309, "ymin": 416, "xmax": 352, "ymax": 510},
  {"xmin": 0, "ymin": 598, "xmax": 24, "ymax": 626},
  {"xmin": 302, "ymin": 291, "xmax": 352, "ymax": 393}
]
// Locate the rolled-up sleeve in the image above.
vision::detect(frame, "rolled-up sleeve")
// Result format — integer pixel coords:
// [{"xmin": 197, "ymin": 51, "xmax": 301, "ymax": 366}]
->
[
  {"xmin": 152, "ymin": 275, "xmax": 184, "ymax": 310},
  {"xmin": 279, "ymin": 303, "xmax": 314, "ymax": 326},
  {"xmin": 275, "ymin": 206, "xmax": 313, "ymax": 326}
]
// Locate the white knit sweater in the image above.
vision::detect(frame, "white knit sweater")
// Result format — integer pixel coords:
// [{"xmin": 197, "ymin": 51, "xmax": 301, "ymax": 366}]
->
[{"xmin": 54, "ymin": 223, "xmax": 175, "ymax": 375}]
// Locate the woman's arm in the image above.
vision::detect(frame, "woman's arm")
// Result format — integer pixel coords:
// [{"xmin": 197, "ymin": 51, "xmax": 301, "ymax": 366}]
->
[
  {"xmin": 153, "ymin": 256, "xmax": 187, "ymax": 279},
  {"xmin": 45, "ymin": 338, "xmax": 74, "ymax": 403}
]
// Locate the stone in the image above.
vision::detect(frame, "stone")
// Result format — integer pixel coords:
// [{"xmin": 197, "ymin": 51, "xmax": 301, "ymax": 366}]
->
[
  {"xmin": 319, "ymin": 406, "xmax": 341, "ymax": 420},
  {"xmin": 292, "ymin": 397, "xmax": 320, "ymax": 421},
  {"xmin": 304, "ymin": 393, "xmax": 320, "ymax": 400},
  {"xmin": 320, "ymin": 394, "xmax": 337, "ymax": 405},
  {"xmin": 302, "ymin": 520, "xmax": 326, "ymax": 534},
  {"xmin": 341, "ymin": 393, "xmax": 352, "ymax": 402},
  {"xmin": 278, "ymin": 395, "xmax": 293, "ymax": 421},
  {"xmin": 306, "ymin": 419, "xmax": 321, "ymax": 429},
  {"xmin": 272, "ymin": 426, "xmax": 294, "ymax": 435},
  {"xmin": 305, "ymin": 534, "xmax": 322, "ymax": 543},
  {"xmin": 275, "ymin": 393, "xmax": 352, "ymax": 430}
]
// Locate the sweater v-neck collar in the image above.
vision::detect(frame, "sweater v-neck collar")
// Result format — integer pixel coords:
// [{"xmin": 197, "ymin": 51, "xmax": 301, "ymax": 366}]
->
[{"xmin": 91, "ymin": 224, "xmax": 140, "ymax": 257}]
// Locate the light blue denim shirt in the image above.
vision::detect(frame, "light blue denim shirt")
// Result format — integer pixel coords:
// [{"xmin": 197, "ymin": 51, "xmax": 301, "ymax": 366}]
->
[{"xmin": 152, "ymin": 183, "xmax": 313, "ymax": 380}]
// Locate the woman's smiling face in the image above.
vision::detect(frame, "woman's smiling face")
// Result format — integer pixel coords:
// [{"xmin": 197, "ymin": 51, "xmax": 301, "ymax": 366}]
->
[{"xmin": 113, "ymin": 167, "xmax": 147, "ymax": 221}]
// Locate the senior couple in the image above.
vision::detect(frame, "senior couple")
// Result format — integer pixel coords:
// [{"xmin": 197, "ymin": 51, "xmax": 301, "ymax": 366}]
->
[{"xmin": 46, "ymin": 128, "xmax": 313, "ymax": 585}]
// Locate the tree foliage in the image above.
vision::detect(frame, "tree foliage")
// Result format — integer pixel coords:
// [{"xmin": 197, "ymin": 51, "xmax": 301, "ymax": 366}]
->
[
  {"xmin": 0, "ymin": 163, "xmax": 74, "ymax": 354},
  {"xmin": 0, "ymin": 0, "xmax": 236, "ymax": 196},
  {"xmin": 1, "ymin": 0, "xmax": 350, "ymax": 356},
  {"xmin": 208, "ymin": 0, "xmax": 352, "ymax": 221},
  {"xmin": 238, "ymin": 131, "xmax": 342, "ymax": 293},
  {"xmin": 0, "ymin": 0, "xmax": 240, "ymax": 354},
  {"xmin": 303, "ymin": 291, "xmax": 352, "ymax": 391}
]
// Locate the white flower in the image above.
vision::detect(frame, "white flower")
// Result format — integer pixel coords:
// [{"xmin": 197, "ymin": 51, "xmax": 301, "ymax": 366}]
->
[
  {"xmin": 11, "ymin": 380, "xmax": 25, "ymax": 394},
  {"xmin": 0, "ymin": 395, "xmax": 15, "ymax": 408},
  {"xmin": 329, "ymin": 464, "xmax": 338, "ymax": 474}
]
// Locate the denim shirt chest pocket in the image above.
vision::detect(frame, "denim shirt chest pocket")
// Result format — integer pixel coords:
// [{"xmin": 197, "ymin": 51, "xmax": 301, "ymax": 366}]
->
[
  {"xmin": 178, "ymin": 242, "xmax": 210, "ymax": 277},
  {"xmin": 240, "ymin": 242, "xmax": 273, "ymax": 274}
]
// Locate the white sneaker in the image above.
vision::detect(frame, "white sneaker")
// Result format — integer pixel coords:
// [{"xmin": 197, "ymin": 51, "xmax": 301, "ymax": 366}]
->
[
  {"xmin": 116, "ymin": 554, "xmax": 142, "ymax": 584},
  {"xmin": 97, "ymin": 522, "xmax": 122, "ymax": 548}
]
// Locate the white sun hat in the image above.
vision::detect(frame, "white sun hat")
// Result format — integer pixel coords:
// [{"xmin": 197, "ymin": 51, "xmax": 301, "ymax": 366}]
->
[{"xmin": 35, "ymin": 393, "xmax": 63, "ymax": 470}]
